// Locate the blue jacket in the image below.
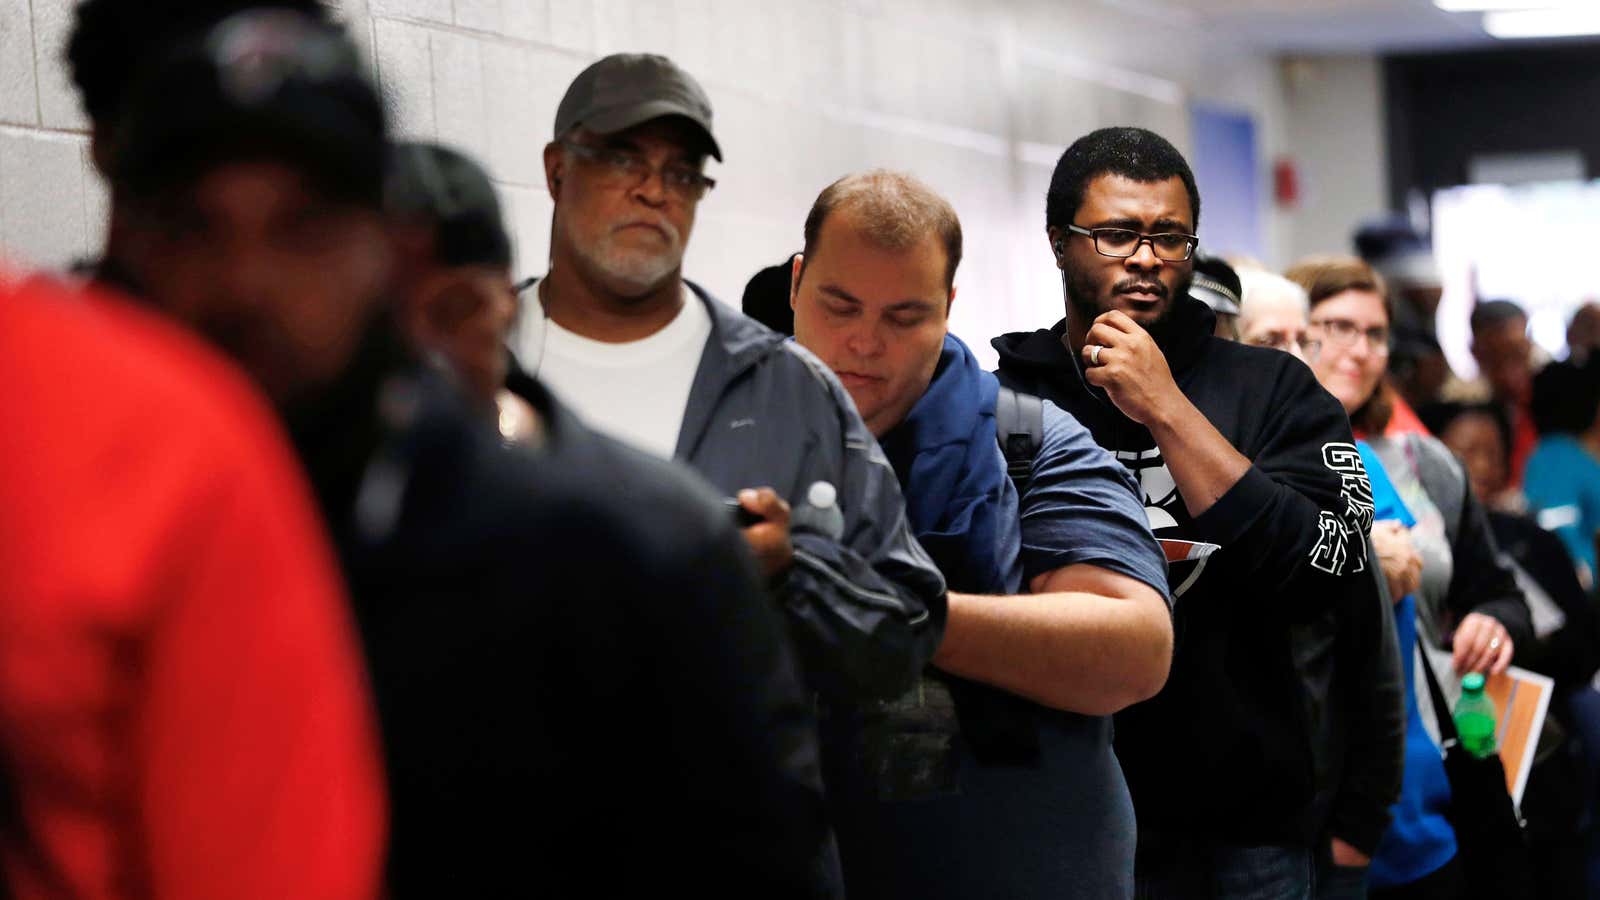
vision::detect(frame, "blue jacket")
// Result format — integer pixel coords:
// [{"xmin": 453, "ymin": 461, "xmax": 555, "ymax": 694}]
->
[{"xmin": 878, "ymin": 333, "xmax": 1021, "ymax": 596}]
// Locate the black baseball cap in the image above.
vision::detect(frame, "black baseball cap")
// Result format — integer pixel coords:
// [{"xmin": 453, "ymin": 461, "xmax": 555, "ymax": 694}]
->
[
  {"xmin": 113, "ymin": 9, "xmax": 387, "ymax": 207},
  {"xmin": 553, "ymin": 53, "xmax": 721, "ymax": 161},
  {"xmin": 388, "ymin": 143, "xmax": 512, "ymax": 269}
]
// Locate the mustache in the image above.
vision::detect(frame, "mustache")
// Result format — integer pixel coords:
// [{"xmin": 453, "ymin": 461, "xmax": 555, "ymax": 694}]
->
[
  {"xmin": 1111, "ymin": 277, "xmax": 1168, "ymax": 299},
  {"xmin": 612, "ymin": 217, "xmax": 681, "ymax": 243}
]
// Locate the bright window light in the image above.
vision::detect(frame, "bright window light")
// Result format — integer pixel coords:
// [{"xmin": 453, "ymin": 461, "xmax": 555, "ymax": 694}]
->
[
  {"xmin": 1483, "ymin": 8, "xmax": 1600, "ymax": 38},
  {"xmin": 1432, "ymin": 181, "xmax": 1600, "ymax": 374},
  {"xmin": 1435, "ymin": 0, "xmax": 1589, "ymax": 10}
]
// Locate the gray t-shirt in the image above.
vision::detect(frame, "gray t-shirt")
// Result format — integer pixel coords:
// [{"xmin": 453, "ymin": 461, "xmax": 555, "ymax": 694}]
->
[{"xmin": 834, "ymin": 403, "xmax": 1170, "ymax": 899}]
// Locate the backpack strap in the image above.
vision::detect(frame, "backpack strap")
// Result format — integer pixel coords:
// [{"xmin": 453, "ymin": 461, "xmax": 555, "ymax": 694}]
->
[{"xmin": 995, "ymin": 387, "xmax": 1045, "ymax": 495}]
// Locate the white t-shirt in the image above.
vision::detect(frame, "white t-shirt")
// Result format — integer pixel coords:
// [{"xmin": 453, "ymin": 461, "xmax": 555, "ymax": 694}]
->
[{"xmin": 516, "ymin": 285, "xmax": 712, "ymax": 459}]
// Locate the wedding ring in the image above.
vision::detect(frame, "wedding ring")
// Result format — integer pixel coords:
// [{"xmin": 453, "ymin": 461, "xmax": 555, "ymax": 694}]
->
[
  {"xmin": 1489, "ymin": 637, "xmax": 1502, "ymax": 650},
  {"xmin": 1089, "ymin": 344, "xmax": 1102, "ymax": 365}
]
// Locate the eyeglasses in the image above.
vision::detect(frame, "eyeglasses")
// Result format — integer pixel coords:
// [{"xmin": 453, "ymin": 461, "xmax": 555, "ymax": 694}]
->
[
  {"xmin": 560, "ymin": 140, "xmax": 716, "ymax": 202},
  {"xmin": 1247, "ymin": 332, "xmax": 1322, "ymax": 356},
  {"xmin": 1310, "ymin": 317, "xmax": 1390, "ymax": 353},
  {"xmin": 1066, "ymin": 224, "xmax": 1198, "ymax": 262}
]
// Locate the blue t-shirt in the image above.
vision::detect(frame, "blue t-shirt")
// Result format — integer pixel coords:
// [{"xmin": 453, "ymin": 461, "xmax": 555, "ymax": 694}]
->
[
  {"xmin": 837, "ymin": 401, "xmax": 1170, "ymax": 899},
  {"xmin": 1523, "ymin": 434, "xmax": 1600, "ymax": 579},
  {"xmin": 1358, "ymin": 442, "xmax": 1458, "ymax": 888}
]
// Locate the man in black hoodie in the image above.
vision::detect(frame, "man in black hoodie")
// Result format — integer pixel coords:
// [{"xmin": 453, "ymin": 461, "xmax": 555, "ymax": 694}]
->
[
  {"xmin": 993, "ymin": 127, "xmax": 1377, "ymax": 898},
  {"xmin": 108, "ymin": 11, "xmax": 830, "ymax": 896}
]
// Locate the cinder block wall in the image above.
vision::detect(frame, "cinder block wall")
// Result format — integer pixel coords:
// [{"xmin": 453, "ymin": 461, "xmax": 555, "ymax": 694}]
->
[{"xmin": 0, "ymin": 0, "xmax": 1288, "ymax": 365}]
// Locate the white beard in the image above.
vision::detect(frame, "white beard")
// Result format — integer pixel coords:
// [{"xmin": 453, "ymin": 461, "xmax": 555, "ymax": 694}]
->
[{"xmin": 574, "ymin": 222, "xmax": 684, "ymax": 296}]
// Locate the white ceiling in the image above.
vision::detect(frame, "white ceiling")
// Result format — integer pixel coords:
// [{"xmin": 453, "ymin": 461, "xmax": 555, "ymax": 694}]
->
[{"xmin": 1098, "ymin": 0, "xmax": 1586, "ymax": 53}]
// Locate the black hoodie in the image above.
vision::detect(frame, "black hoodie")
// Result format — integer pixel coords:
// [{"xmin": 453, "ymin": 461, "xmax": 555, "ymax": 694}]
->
[
  {"xmin": 293, "ymin": 327, "xmax": 832, "ymax": 897},
  {"xmin": 993, "ymin": 294, "xmax": 1377, "ymax": 846}
]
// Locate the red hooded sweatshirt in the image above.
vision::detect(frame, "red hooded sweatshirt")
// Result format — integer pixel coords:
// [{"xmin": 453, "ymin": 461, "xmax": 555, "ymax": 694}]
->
[{"xmin": 0, "ymin": 274, "xmax": 385, "ymax": 900}]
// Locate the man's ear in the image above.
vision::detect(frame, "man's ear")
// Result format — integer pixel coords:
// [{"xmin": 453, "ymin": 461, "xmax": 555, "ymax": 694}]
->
[
  {"xmin": 543, "ymin": 142, "xmax": 565, "ymax": 197},
  {"xmin": 1046, "ymin": 226, "xmax": 1065, "ymax": 269},
  {"xmin": 789, "ymin": 252, "xmax": 805, "ymax": 310},
  {"xmin": 947, "ymin": 284, "xmax": 958, "ymax": 316}
]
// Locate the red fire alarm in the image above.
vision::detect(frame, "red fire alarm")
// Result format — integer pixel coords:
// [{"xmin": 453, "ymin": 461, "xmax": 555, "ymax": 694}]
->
[{"xmin": 1274, "ymin": 157, "xmax": 1300, "ymax": 209}]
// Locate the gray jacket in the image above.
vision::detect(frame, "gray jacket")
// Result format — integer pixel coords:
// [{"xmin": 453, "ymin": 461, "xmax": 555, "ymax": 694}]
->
[{"xmin": 673, "ymin": 282, "xmax": 948, "ymax": 704}]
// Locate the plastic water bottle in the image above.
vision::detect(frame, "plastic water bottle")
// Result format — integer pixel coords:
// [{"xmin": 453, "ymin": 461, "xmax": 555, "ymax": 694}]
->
[
  {"xmin": 1453, "ymin": 672, "xmax": 1498, "ymax": 758},
  {"xmin": 792, "ymin": 481, "xmax": 844, "ymax": 541}
]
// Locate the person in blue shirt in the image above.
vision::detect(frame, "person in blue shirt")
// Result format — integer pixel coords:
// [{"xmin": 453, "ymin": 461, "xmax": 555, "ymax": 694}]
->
[
  {"xmin": 788, "ymin": 169, "xmax": 1172, "ymax": 899},
  {"xmin": 1358, "ymin": 442, "xmax": 1462, "ymax": 898},
  {"xmin": 1524, "ymin": 359, "xmax": 1600, "ymax": 588}
]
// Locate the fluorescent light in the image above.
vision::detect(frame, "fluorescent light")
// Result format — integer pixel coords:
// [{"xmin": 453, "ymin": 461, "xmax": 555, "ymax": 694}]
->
[
  {"xmin": 1484, "ymin": 8, "xmax": 1600, "ymax": 37},
  {"xmin": 1435, "ymin": 0, "xmax": 1588, "ymax": 10}
]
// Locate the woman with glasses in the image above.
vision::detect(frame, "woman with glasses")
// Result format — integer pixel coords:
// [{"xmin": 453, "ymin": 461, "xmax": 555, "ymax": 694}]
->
[{"xmin": 1285, "ymin": 256, "xmax": 1532, "ymax": 900}]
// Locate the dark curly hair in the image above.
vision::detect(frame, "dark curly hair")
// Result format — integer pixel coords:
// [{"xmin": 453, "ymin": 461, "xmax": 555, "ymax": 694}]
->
[
  {"xmin": 1045, "ymin": 127, "xmax": 1201, "ymax": 233},
  {"xmin": 66, "ymin": 0, "xmax": 331, "ymax": 131}
]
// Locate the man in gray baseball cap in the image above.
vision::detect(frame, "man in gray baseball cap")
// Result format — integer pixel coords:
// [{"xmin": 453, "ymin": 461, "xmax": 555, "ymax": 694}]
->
[
  {"xmin": 552, "ymin": 52, "xmax": 722, "ymax": 162},
  {"xmin": 515, "ymin": 57, "xmax": 947, "ymax": 893}
]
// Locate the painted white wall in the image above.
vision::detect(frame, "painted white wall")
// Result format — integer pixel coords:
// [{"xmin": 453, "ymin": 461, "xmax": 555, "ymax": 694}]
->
[
  {"xmin": 1279, "ymin": 54, "xmax": 1390, "ymax": 266},
  {"xmin": 0, "ymin": 0, "xmax": 1300, "ymax": 367}
]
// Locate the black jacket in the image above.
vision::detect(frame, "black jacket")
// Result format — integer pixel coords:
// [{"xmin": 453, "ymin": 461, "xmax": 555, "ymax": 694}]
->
[
  {"xmin": 1491, "ymin": 510, "xmax": 1600, "ymax": 690},
  {"xmin": 993, "ymin": 295, "xmax": 1381, "ymax": 846},
  {"xmin": 1333, "ymin": 539, "xmax": 1407, "ymax": 856},
  {"xmin": 299, "ymin": 334, "xmax": 830, "ymax": 897}
]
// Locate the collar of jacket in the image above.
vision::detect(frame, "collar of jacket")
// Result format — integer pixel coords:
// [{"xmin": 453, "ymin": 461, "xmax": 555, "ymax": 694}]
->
[{"xmin": 673, "ymin": 279, "xmax": 788, "ymax": 459}]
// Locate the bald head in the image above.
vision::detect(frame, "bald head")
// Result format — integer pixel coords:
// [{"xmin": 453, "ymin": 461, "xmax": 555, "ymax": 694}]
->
[
  {"xmin": 790, "ymin": 170, "xmax": 960, "ymax": 437},
  {"xmin": 797, "ymin": 169, "xmax": 962, "ymax": 291}
]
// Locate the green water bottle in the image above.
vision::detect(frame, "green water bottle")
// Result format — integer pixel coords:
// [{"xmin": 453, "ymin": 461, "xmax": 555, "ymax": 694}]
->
[{"xmin": 1453, "ymin": 672, "xmax": 1498, "ymax": 759}]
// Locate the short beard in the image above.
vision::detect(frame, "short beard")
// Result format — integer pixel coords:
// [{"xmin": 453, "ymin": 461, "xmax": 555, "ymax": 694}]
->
[
  {"xmin": 1064, "ymin": 264, "xmax": 1100, "ymax": 332},
  {"xmin": 1062, "ymin": 265, "xmax": 1192, "ymax": 348},
  {"xmin": 569, "ymin": 221, "xmax": 684, "ymax": 300}
]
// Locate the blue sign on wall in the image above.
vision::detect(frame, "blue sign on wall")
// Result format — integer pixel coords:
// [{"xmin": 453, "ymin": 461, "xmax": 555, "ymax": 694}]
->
[{"xmin": 1189, "ymin": 103, "xmax": 1262, "ymax": 261}]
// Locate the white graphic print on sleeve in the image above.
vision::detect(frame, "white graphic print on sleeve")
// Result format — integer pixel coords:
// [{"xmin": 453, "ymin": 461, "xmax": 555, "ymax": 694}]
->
[
  {"xmin": 1309, "ymin": 442, "xmax": 1375, "ymax": 575},
  {"xmin": 1115, "ymin": 446, "xmax": 1218, "ymax": 598}
]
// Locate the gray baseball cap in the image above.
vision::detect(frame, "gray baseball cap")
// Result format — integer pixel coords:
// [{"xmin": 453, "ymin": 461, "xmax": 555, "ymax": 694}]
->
[{"xmin": 553, "ymin": 53, "xmax": 721, "ymax": 161}]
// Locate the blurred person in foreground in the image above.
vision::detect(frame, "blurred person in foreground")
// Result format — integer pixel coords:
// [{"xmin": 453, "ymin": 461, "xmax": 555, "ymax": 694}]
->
[
  {"xmin": 791, "ymin": 170, "xmax": 1172, "ymax": 898},
  {"xmin": 110, "ymin": 12, "xmax": 829, "ymax": 895},
  {"xmin": 992, "ymin": 126, "xmax": 1377, "ymax": 899},
  {"xmin": 65, "ymin": 0, "xmax": 333, "ymax": 293},
  {"xmin": 0, "ymin": 272, "xmax": 384, "ymax": 899},
  {"xmin": 1287, "ymin": 255, "xmax": 1533, "ymax": 899},
  {"xmin": 385, "ymin": 141, "xmax": 538, "ymax": 440}
]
